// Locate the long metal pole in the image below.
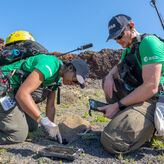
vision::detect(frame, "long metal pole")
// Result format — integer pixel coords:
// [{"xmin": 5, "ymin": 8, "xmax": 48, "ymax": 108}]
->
[
  {"xmin": 51, "ymin": 43, "xmax": 93, "ymax": 57},
  {"xmin": 151, "ymin": 0, "xmax": 164, "ymax": 30}
]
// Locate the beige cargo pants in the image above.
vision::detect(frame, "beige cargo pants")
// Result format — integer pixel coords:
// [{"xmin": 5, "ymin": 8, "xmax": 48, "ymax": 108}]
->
[{"xmin": 101, "ymin": 79, "xmax": 155, "ymax": 154}]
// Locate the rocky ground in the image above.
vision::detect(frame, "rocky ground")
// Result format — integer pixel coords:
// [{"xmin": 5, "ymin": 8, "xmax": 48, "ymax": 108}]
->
[
  {"xmin": 56, "ymin": 48, "xmax": 123, "ymax": 79},
  {"xmin": 0, "ymin": 49, "xmax": 164, "ymax": 164}
]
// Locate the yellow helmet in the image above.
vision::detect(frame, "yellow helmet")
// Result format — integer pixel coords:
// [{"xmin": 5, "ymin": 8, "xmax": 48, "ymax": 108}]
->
[{"xmin": 5, "ymin": 31, "xmax": 35, "ymax": 45}]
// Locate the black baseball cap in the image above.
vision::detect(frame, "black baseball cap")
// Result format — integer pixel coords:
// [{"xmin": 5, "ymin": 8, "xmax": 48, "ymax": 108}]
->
[
  {"xmin": 70, "ymin": 59, "xmax": 89, "ymax": 88},
  {"xmin": 106, "ymin": 14, "xmax": 132, "ymax": 42}
]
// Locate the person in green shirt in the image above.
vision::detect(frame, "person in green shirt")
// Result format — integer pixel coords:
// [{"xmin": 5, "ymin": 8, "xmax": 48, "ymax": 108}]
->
[
  {"xmin": 98, "ymin": 14, "xmax": 164, "ymax": 154},
  {"xmin": 0, "ymin": 32, "xmax": 89, "ymax": 145}
]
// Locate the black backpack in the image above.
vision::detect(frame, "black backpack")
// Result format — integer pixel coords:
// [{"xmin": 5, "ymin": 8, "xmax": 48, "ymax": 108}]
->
[
  {"xmin": 0, "ymin": 40, "xmax": 62, "ymax": 104},
  {"xmin": 0, "ymin": 40, "xmax": 49, "ymax": 66}
]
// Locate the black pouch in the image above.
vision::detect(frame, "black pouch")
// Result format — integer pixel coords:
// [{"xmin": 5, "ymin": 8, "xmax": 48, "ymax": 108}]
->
[
  {"xmin": 117, "ymin": 62, "xmax": 141, "ymax": 88},
  {"xmin": 31, "ymin": 87, "xmax": 50, "ymax": 103}
]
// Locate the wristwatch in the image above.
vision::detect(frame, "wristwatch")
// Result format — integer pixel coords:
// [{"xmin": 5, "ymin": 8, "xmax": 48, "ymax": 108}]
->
[
  {"xmin": 117, "ymin": 100, "xmax": 126, "ymax": 110},
  {"xmin": 36, "ymin": 113, "xmax": 46, "ymax": 123}
]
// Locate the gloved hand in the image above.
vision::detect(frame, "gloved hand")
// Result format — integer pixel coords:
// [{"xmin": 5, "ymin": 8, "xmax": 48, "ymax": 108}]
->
[{"xmin": 40, "ymin": 117, "xmax": 62, "ymax": 144}]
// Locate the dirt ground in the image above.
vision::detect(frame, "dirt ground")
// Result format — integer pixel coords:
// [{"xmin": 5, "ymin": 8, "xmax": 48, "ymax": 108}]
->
[
  {"xmin": 0, "ymin": 78, "xmax": 163, "ymax": 164},
  {"xmin": 0, "ymin": 49, "xmax": 164, "ymax": 164}
]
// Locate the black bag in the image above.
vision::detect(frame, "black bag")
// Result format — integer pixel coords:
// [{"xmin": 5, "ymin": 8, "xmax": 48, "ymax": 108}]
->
[
  {"xmin": 0, "ymin": 40, "xmax": 48, "ymax": 66},
  {"xmin": 0, "ymin": 40, "xmax": 61, "ymax": 104},
  {"xmin": 0, "ymin": 40, "xmax": 49, "ymax": 97}
]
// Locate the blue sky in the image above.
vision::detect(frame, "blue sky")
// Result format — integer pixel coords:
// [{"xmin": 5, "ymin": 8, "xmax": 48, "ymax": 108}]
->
[{"xmin": 1, "ymin": 0, "xmax": 164, "ymax": 53}]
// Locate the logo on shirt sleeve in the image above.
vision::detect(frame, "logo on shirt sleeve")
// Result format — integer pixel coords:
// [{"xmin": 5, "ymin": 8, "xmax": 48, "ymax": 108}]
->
[
  {"xmin": 144, "ymin": 56, "xmax": 148, "ymax": 62},
  {"xmin": 144, "ymin": 56, "xmax": 158, "ymax": 63},
  {"xmin": 45, "ymin": 65, "xmax": 52, "ymax": 76}
]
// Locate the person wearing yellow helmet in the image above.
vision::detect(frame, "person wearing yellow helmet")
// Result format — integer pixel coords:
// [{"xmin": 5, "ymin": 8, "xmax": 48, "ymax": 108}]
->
[
  {"xmin": 5, "ymin": 31, "xmax": 35, "ymax": 45},
  {"xmin": 0, "ymin": 31, "xmax": 89, "ymax": 145}
]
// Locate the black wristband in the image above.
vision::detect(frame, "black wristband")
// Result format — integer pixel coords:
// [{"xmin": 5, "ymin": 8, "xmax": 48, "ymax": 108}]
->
[{"xmin": 117, "ymin": 100, "xmax": 126, "ymax": 110}]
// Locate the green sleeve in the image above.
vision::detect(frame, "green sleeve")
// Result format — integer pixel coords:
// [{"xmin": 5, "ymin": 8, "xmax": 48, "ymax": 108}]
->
[
  {"xmin": 32, "ymin": 56, "xmax": 60, "ymax": 80},
  {"xmin": 139, "ymin": 35, "xmax": 164, "ymax": 65},
  {"xmin": 34, "ymin": 63, "xmax": 56, "ymax": 80}
]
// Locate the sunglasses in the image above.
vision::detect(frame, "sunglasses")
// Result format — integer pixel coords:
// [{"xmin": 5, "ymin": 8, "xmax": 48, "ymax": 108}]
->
[{"xmin": 114, "ymin": 27, "xmax": 127, "ymax": 40}]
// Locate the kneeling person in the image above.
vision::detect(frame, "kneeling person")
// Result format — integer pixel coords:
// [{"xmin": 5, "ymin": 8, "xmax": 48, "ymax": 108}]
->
[
  {"xmin": 99, "ymin": 14, "xmax": 164, "ymax": 154},
  {"xmin": 0, "ymin": 31, "xmax": 88, "ymax": 144}
]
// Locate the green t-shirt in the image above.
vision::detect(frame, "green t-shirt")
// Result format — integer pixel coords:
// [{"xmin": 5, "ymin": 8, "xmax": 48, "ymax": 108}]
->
[
  {"xmin": 121, "ymin": 35, "xmax": 164, "ymax": 87},
  {"xmin": 1, "ymin": 54, "xmax": 63, "ymax": 90}
]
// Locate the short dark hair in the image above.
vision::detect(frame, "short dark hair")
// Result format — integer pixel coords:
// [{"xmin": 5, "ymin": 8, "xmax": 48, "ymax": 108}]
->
[{"xmin": 63, "ymin": 62, "xmax": 76, "ymax": 72}]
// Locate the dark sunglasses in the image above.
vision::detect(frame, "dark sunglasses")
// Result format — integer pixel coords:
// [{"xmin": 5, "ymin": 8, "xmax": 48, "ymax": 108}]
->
[{"xmin": 114, "ymin": 29, "xmax": 125, "ymax": 40}]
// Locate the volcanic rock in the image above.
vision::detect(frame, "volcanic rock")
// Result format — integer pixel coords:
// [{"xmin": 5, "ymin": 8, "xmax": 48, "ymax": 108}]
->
[{"xmin": 56, "ymin": 48, "xmax": 123, "ymax": 79}]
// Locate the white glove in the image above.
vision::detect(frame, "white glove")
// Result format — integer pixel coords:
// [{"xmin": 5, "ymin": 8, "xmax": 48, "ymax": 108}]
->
[{"xmin": 40, "ymin": 117, "xmax": 62, "ymax": 144}]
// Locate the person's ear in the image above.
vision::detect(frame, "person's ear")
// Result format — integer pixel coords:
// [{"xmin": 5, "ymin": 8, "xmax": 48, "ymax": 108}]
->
[
  {"xmin": 67, "ymin": 65, "xmax": 74, "ymax": 72},
  {"xmin": 129, "ymin": 22, "xmax": 134, "ymax": 31},
  {"xmin": 62, "ymin": 64, "xmax": 69, "ymax": 74}
]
